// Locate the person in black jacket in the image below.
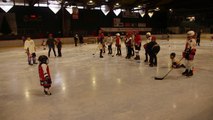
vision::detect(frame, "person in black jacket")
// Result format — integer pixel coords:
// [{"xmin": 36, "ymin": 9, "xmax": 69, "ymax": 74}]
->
[
  {"xmin": 46, "ymin": 34, "xmax": 57, "ymax": 57},
  {"xmin": 146, "ymin": 36, "xmax": 160, "ymax": 67},
  {"xmin": 74, "ymin": 33, "xmax": 79, "ymax": 47},
  {"xmin": 196, "ymin": 29, "xmax": 202, "ymax": 46},
  {"xmin": 56, "ymin": 38, "xmax": 62, "ymax": 57}
]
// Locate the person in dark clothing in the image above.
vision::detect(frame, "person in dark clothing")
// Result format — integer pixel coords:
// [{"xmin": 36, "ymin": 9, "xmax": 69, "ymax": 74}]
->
[
  {"xmin": 97, "ymin": 30, "xmax": 105, "ymax": 58},
  {"xmin": 56, "ymin": 38, "xmax": 62, "ymax": 57},
  {"xmin": 46, "ymin": 34, "xmax": 57, "ymax": 57},
  {"xmin": 196, "ymin": 29, "xmax": 202, "ymax": 46},
  {"xmin": 79, "ymin": 35, "xmax": 84, "ymax": 46},
  {"xmin": 146, "ymin": 36, "xmax": 160, "ymax": 67},
  {"xmin": 74, "ymin": 33, "xmax": 79, "ymax": 47}
]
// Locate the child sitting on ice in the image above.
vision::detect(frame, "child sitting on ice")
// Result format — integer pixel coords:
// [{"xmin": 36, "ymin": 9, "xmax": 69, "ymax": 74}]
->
[{"xmin": 170, "ymin": 52, "xmax": 185, "ymax": 68}]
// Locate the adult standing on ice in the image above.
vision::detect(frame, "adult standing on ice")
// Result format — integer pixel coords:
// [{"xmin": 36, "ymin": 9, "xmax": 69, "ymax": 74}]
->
[{"xmin": 46, "ymin": 33, "xmax": 57, "ymax": 57}]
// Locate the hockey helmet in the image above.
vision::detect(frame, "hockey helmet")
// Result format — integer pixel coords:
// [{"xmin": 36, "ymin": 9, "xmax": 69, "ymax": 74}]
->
[
  {"xmin": 187, "ymin": 30, "xmax": 195, "ymax": 37},
  {"xmin": 146, "ymin": 32, "xmax": 151, "ymax": 36},
  {"xmin": 170, "ymin": 52, "xmax": 176, "ymax": 57},
  {"xmin": 38, "ymin": 55, "xmax": 49, "ymax": 64},
  {"xmin": 116, "ymin": 33, "xmax": 120, "ymax": 36}
]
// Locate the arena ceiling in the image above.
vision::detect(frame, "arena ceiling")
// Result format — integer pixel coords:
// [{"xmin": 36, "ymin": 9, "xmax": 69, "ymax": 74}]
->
[{"xmin": 0, "ymin": 0, "xmax": 212, "ymax": 14}]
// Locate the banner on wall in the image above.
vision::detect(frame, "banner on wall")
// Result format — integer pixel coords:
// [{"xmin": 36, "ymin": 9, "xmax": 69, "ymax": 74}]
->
[
  {"xmin": 100, "ymin": 27, "xmax": 152, "ymax": 32},
  {"xmin": 138, "ymin": 23, "xmax": 146, "ymax": 27},
  {"xmin": 122, "ymin": 10, "xmax": 139, "ymax": 18},
  {"xmin": 72, "ymin": 7, "xmax": 79, "ymax": 19}
]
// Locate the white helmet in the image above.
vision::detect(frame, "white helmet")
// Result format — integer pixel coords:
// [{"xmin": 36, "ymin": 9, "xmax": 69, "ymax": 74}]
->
[
  {"xmin": 187, "ymin": 30, "xmax": 195, "ymax": 37},
  {"xmin": 146, "ymin": 32, "xmax": 151, "ymax": 36},
  {"xmin": 116, "ymin": 33, "xmax": 120, "ymax": 36}
]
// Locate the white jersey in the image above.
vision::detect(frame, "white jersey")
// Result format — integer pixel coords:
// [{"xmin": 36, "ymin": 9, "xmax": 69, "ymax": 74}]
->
[
  {"xmin": 24, "ymin": 39, "xmax": 36, "ymax": 54},
  {"xmin": 146, "ymin": 36, "xmax": 151, "ymax": 43},
  {"xmin": 107, "ymin": 36, "xmax": 113, "ymax": 44},
  {"xmin": 186, "ymin": 38, "xmax": 196, "ymax": 50}
]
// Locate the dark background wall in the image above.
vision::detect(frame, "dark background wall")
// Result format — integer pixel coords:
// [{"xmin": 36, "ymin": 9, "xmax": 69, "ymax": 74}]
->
[
  {"xmin": 0, "ymin": 6, "xmax": 213, "ymax": 40},
  {"xmin": 0, "ymin": 6, "xmax": 168, "ymax": 39}
]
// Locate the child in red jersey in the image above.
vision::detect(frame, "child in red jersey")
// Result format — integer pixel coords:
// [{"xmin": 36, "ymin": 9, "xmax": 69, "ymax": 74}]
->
[{"xmin": 38, "ymin": 55, "xmax": 52, "ymax": 95}]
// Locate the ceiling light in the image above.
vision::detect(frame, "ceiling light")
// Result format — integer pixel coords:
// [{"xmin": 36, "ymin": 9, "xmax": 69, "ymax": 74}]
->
[
  {"xmin": 87, "ymin": 0, "xmax": 95, "ymax": 5},
  {"xmin": 148, "ymin": 12, "xmax": 154, "ymax": 17},
  {"xmin": 101, "ymin": 5, "xmax": 110, "ymax": 16},
  {"xmin": 155, "ymin": 7, "xmax": 160, "ymax": 11},
  {"xmin": 113, "ymin": 9, "xmax": 121, "ymax": 16},
  {"xmin": 48, "ymin": 4, "xmax": 61, "ymax": 14},
  {"xmin": 0, "ymin": 2, "xmax": 13, "ymax": 12},
  {"xmin": 65, "ymin": 6, "xmax": 73, "ymax": 14},
  {"xmin": 139, "ymin": 10, "xmax": 145, "ymax": 17},
  {"xmin": 187, "ymin": 16, "xmax": 195, "ymax": 21}
]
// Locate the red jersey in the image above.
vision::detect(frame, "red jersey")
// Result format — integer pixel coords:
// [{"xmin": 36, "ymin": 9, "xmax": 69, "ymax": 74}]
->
[
  {"xmin": 134, "ymin": 34, "xmax": 142, "ymax": 45},
  {"xmin": 38, "ymin": 64, "xmax": 51, "ymax": 86}
]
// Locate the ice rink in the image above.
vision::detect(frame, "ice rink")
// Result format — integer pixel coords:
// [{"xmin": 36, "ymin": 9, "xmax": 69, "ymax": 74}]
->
[{"xmin": 0, "ymin": 38, "xmax": 213, "ymax": 120}]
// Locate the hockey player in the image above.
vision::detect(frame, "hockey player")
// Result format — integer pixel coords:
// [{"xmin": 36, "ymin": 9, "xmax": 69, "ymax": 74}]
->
[
  {"xmin": 134, "ymin": 32, "xmax": 142, "ymax": 60},
  {"xmin": 125, "ymin": 32, "xmax": 132, "ymax": 59},
  {"xmin": 56, "ymin": 38, "xmax": 62, "ymax": 57},
  {"xmin": 131, "ymin": 32, "xmax": 135, "ymax": 56},
  {"xmin": 106, "ymin": 34, "xmax": 113, "ymax": 54},
  {"xmin": 182, "ymin": 30, "xmax": 196, "ymax": 76},
  {"xmin": 38, "ymin": 55, "xmax": 52, "ymax": 95},
  {"xmin": 146, "ymin": 36, "xmax": 160, "ymax": 67},
  {"xmin": 41, "ymin": 39, "xmax": 46, "ymax": 50},
  {"xmin": 46, "ymin": 34, "xmax": 57, "ymax": 57},
  {"xmin": 97, "ymin": 30, "xmax": 105, "ymax": 58},
  {"xmin": 115, "ymin": 33, "xmax": 122, "ymax": 56},
  {"xmin": 24, "ymin": 36, "xmax": 37, "ymax": 65},
  {"xmin": 74, "ymin": 33, "xmax": 79, "ymax": 47},
  {"xmin": 144, "ymin": 32, "xmax": 152, "ymax": 62},
  {"xmin": 170, "ymin": 52, "xmax": 185, "ymax": 68}
]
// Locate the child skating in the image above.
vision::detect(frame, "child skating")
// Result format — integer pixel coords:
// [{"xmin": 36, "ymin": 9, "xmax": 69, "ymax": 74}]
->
[{"xmin": 38, "ymin": 55, "xmax": 52, "ymax": 95}]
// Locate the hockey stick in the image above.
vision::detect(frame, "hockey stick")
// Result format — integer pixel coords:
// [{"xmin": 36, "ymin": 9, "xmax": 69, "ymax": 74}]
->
[
  {"xmin": 154, "ymin": 57, "xmax": 184, "ymax": 80},
  {"xmin": 92, "ymin": 45, "xmax": 100, "ymax": 56}
]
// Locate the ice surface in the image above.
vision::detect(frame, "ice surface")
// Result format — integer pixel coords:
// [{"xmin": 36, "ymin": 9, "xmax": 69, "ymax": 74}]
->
[{"xmin": 0, "ymin": 39, "xmax": 213, "ymax": 120}]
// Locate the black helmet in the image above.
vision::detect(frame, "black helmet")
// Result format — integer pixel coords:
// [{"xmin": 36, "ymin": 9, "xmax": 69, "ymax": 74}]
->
[
  {"xmin": 170, "ymin": 52, "xmax": 176, "ymax": 57},
  {"xmin": 38, "ymin": 55, "xmax": 48, "ymax": 64}
]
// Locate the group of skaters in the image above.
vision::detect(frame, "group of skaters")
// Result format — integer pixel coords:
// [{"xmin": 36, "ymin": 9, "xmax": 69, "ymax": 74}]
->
[
  {"xmin": 97, "ymin": 29, "xmax": 197, "ymax": 77},
  {"xmin": 22, "ymin": 30, "xmax": 197, "ymax": 96},
  {"xmin": 23, "ymin": 33, "xmax": 63, "ymax": 95},
  {"xmin": 97, "ymin": 30, "xmax": 160, "ymax": 67}
]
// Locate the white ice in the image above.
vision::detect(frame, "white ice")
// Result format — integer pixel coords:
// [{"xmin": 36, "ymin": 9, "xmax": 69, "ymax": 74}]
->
[{"xmin": 0, "ymin": 38, "xmax": 213, "ymax": 120}]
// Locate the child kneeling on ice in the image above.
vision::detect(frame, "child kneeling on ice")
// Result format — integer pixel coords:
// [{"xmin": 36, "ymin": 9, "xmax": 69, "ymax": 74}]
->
[
  {"xmin": 170, "ymin": 52, "xmax": 185, "ymax": 68},
  {"xmin": 38, "ymin": 55, "xmax": 52, "ymax": 95}
]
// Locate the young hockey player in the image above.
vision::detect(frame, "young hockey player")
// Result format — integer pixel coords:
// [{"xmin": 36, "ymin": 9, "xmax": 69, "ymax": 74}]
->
[
  {"xmin": 182, "ymin": 30, "xmax": 196, "ymax": 76},
  {"xmin": 56, "ymin": 38, "xmax": 62, "ymax": 57},
  {"xmin": 115, "ymin": 33, "xmax": 122, "ymax": 56},
  {"xmin": 24, "ymin": 36, "xmax": 37, "ymax": 65},
  {"xmin": 106, "ymin": 34, "xmax": 113, "ymax": 54},
  {"xmin": 134, "ymin": 32, "xmax": 142, "ymax": 60},
  {"xmin": 125, "ymin": 32, "xmax": 132, "ymax": 59},
  {"xmin": 74, "ymin": 33, "xmax": 79, "ymax": 47},
  {"xmin": 144, "ymin": 32, "xmax": 152, "ymax": 62},
  {"xmin": 38, "ymin": 55, "xmax": 52, "ymax": 95},
  {"xmin": 170, "ymin": 52, "xmax": 185, "ymax": 68},
  {"xmin": 41, "ymin": 39, "xmax": 46, "ymax": 50},
  {"xmin": 146, "ymin": 36, "xmax": 160, "ymax": 67},
  {"xmin": 97, "ymin": 30, "xmax": 105, "ymax": 58}
]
